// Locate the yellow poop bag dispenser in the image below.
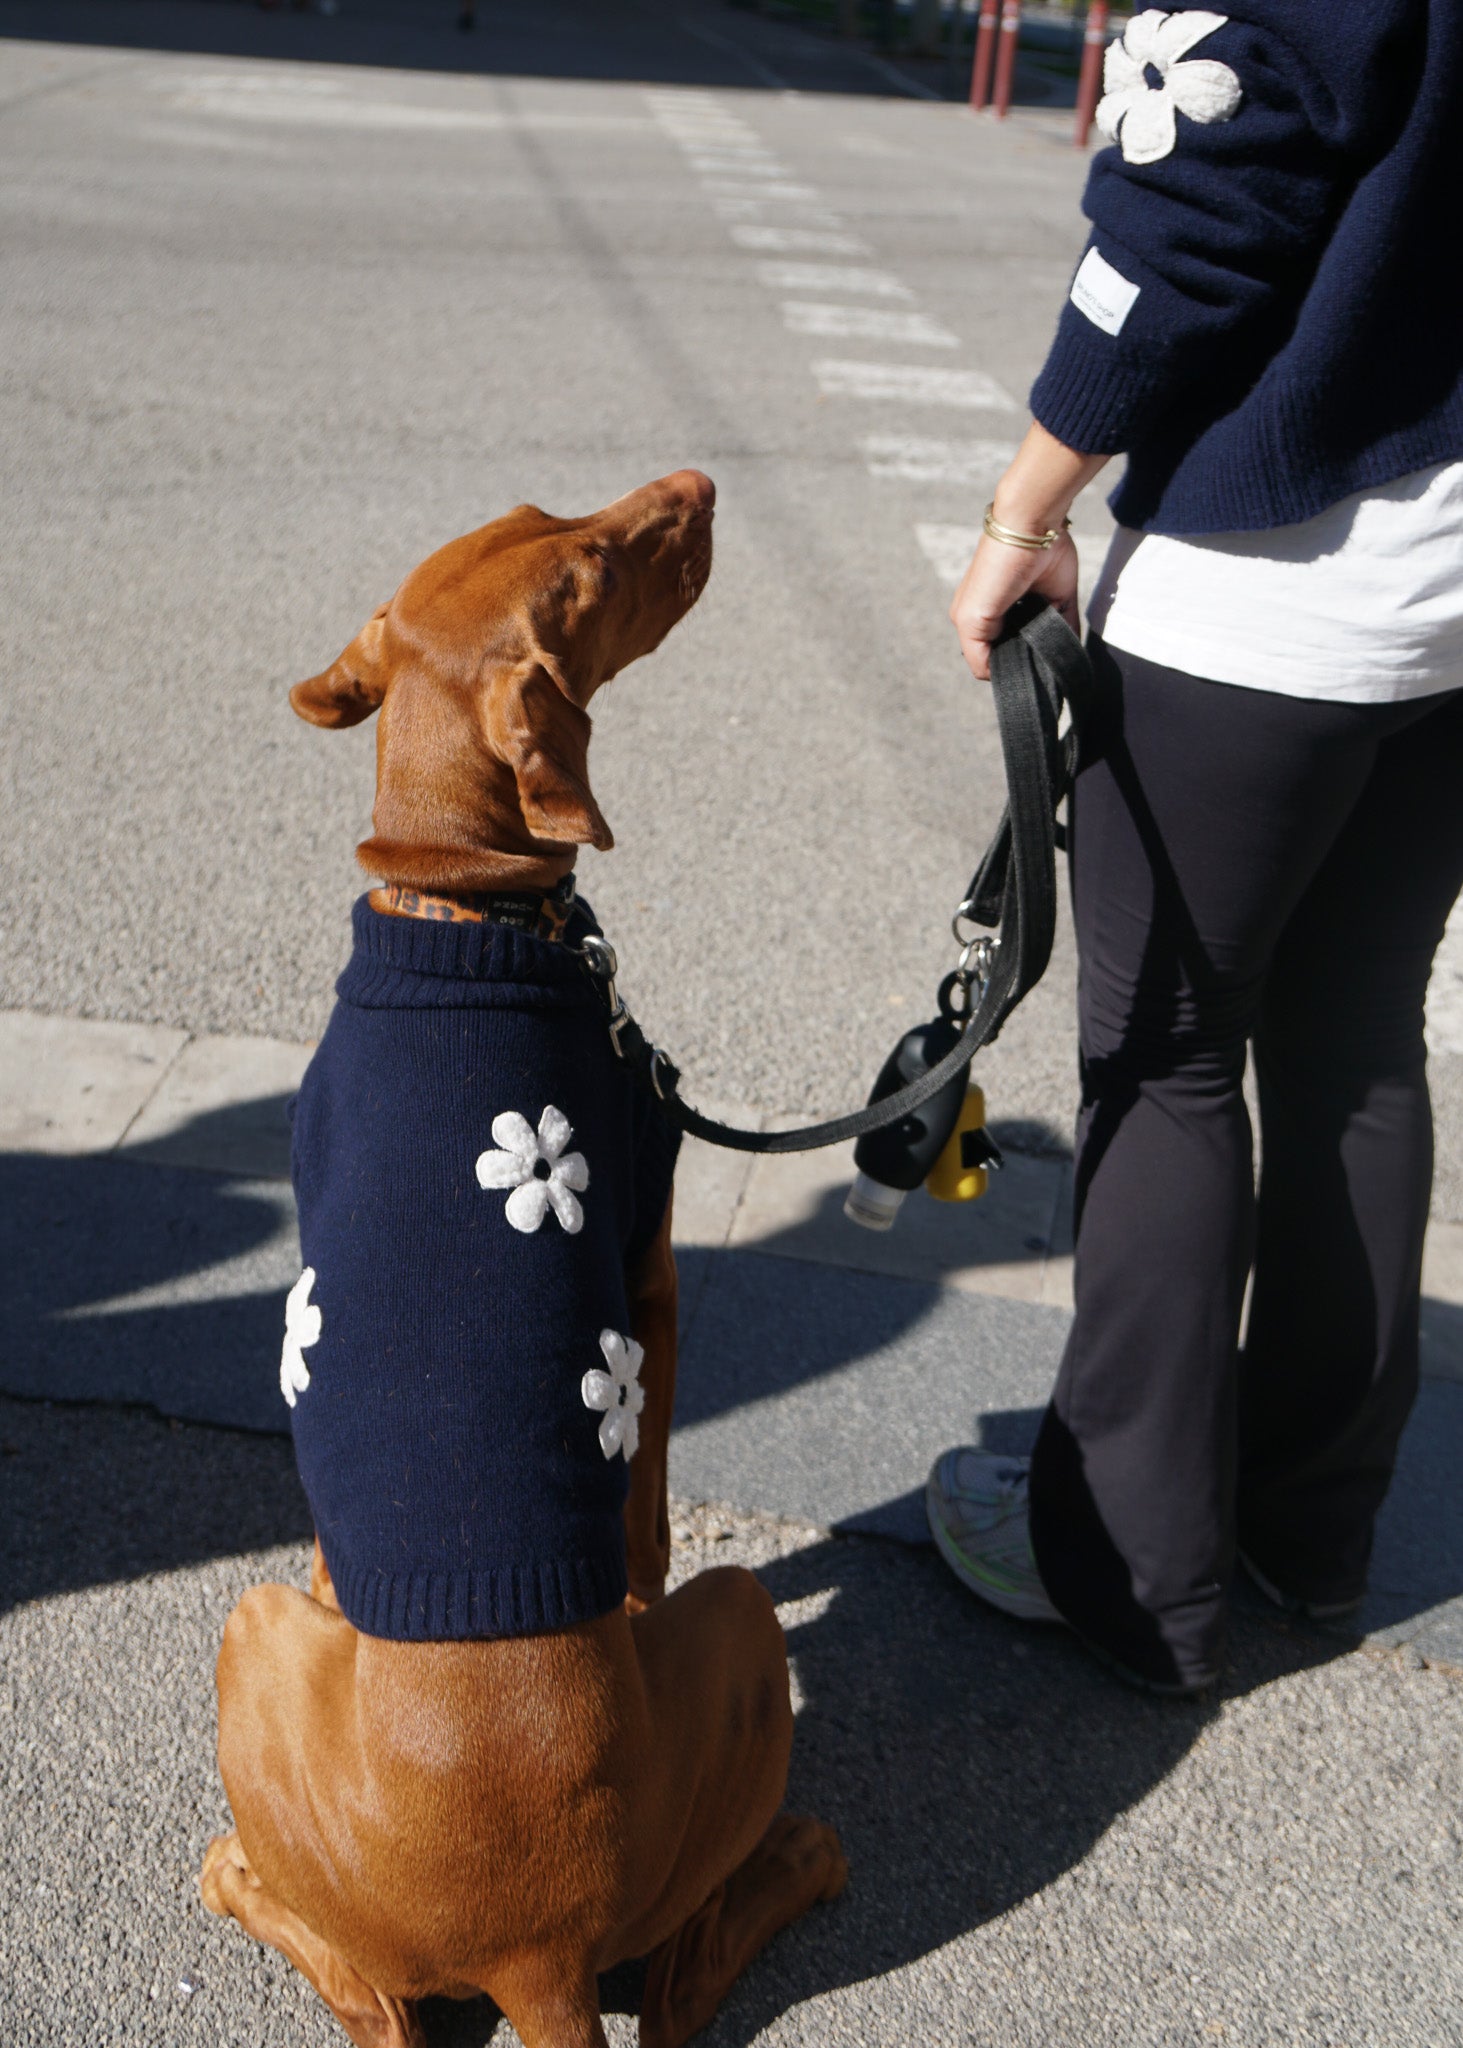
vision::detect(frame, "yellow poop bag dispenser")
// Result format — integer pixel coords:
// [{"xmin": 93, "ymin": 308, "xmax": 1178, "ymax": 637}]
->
[
  {"xmin": 925, "ymin": 1084, "xmax": 994, "ymax": 1204},
  {"xmin": 844, "ymin": 969, "xmax": 1004, "ymax": 1231}
]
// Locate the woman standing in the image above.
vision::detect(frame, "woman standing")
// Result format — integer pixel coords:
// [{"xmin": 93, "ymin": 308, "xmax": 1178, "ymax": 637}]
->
[{"xmin": 927, "ymin": 1, "xmax": 1463, "ymax": 1693}]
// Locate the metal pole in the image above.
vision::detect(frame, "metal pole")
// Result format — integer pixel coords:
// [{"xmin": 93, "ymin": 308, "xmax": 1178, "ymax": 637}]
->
[
  {"xmin": 992, "ymin": 0, "xmax": 1021, "ymax": 118},
  {"xmin": 1074, "ymin": 0, "xmax": 1110, "ymax": 146},
  {"xmin": 969, "ymin": 0, "xmax": 999, "ymax": 108}
]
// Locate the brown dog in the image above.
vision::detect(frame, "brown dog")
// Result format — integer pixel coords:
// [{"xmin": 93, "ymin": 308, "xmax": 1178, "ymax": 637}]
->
[{"xmin": 200, "ymin": 471, "xmax": 846, "ymax": 2048}]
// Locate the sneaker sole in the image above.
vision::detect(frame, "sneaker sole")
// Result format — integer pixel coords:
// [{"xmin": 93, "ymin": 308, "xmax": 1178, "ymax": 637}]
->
[{"xmin": 925, "ymin": 1477, "xmax": 1063, "ymax": 1625}]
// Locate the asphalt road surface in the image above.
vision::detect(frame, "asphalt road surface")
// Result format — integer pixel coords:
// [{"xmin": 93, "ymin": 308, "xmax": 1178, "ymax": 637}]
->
[{"xmin": 3, "ymin": 0, "xmax": 1110, "ymax": 1161}]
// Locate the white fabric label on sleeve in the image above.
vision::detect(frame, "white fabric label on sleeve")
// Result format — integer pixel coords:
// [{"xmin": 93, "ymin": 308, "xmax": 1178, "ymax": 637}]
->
[{"xmin": 1070, "ymin": 246, "xmax": 1140, "ymax": 337}]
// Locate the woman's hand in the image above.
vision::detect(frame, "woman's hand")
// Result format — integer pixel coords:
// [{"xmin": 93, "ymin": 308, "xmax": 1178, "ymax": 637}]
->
[
  {"xmin": 951, "ymin": 422, "xmax": 1110, "ymax": 681},
  {"xmin": 950, "ymin": 526, "xmax": 1080, "ymax": 682}
]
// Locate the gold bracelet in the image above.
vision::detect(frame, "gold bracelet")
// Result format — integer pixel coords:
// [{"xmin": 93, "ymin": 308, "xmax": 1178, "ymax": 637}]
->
[{"xmin": 982, "ymin": 502, "xmax": 1071, "ymax": 552}]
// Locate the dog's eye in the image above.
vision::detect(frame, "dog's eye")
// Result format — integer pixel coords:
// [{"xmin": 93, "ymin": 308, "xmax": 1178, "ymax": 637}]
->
[{"xmin": 584, "ymin": 548, "xmax": 618, "ymax": 592}]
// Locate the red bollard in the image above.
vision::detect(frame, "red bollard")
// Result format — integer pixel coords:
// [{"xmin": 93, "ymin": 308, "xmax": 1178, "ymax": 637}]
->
[
  {"xmin": 1074, "ymin": 1, "xmax": 1110, "ymax": 146},
  {"xmin": 992, "ymin": 0, "xmax": 1022, "ymax": 118},
  {"xmin": 969, "ymin": 0, "xmax": 999, "ymax": 109}
]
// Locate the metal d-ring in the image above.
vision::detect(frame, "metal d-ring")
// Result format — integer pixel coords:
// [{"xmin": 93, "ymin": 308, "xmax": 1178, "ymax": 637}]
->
[
  {"xmin": 951, "ymin": 899, "xmax": 985, "ymax": 946},
  {"xmin": 578, "ymin": 933, "xmax": 618, "ymax": 985},
  {"xmin": 649, "ymin": 1048, "xmax": 674, "ymax": 1101}
]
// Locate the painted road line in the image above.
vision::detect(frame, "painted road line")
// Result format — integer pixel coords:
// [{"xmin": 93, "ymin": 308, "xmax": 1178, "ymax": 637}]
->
[
  {"xmin": 714, "ymin": 198, "xmax": 845, "ymax": 226},
  {"xmin": 783, "ymin": 303, "xmax": 958, "ymax": 346},
  {"xmin": 756, "ymin": 262, "xmax": 911, "ymax": 298},
  {"xmin": 1428, "ymin": 896, "xmax": 1463, "ymax": 1057},
  {"xmin": 167, "ymin": 77, "xmax": 651, "ymax": 135},
  {"xmin": 701, "ymin": 181, "xmax": 822, "ymax": 202},
  {"xmin": 717, "ymin": 205, "xmax": 844, "ymax": 232},
  {"xmin": 863, "ymin": 433, "xmax": 1020, "ymax": 481},
  {"xmin": 915, "ymin": 523, "xmax": 983, "ymax": 586},
  {"xmin": 732, "ymin": 225, "xmax": 871, "ymax": 254},
  {"xmin": 688, "ymin": 155, "xmax": 787, "ymax": 176},
  {"xmin": 814, "ymin": 360, "xmax": 1017, "ymax": 409},
  {"xmin": 650, "ymin": 113, "xmax": 757, "ymax": 131}
]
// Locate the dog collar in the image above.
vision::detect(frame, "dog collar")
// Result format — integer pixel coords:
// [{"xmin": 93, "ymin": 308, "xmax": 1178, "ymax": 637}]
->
[{"xmin": 374, "ymin": 875, "xmax": 578, "ymax": 943}]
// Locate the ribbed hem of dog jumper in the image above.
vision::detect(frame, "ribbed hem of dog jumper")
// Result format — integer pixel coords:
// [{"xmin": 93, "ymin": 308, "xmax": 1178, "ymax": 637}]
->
[{"xmin": 326, "ymin": 1544, "xmax": 629, "ymax": 1642}]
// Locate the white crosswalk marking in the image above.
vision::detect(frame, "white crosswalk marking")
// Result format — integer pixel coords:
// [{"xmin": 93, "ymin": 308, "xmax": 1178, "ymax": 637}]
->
[
  {"xmin": 756, "ymin": 262, "xmax": 911, "ymax": 298},
  {"xmin": 704, "ymin": 181, "xmax": 821, "ymax": 201},
  {"xmin": 783, "ymin": 304, "xmax": 958, "ymax": 346},
  {"xmin": 688, "ymin": 155, "xmax": 785, "ymax": 175},
  {"xmin": 652, "ymin": 114, "xmax": 755, "ymax": 131},
  {"xmin": 1428, "ymin": 897, "xmax": 1463, "ymax": 1056},
  {"xmin": 914, "ymin": 524, "xmax": 982, "ymax": 586},
  {"xmin": 813, "ymin": 360, "xmax": 1016, "ymax": 409},
  {"xmin": 712, "ymin": 197, "xmax": 844, "ymax": 224},
  {"xmin": 730, "ymin": 225, "xmax": 871, "ymax": 254},
  {"xmin": 862, "ymin": 433, "xmax": 1019, "ymax": 481}
]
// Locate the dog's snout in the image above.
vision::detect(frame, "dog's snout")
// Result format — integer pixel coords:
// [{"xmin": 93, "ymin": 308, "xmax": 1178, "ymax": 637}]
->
[{"xmin": 663, "ymin": 469, "xmax": 716, "ymax": 515}]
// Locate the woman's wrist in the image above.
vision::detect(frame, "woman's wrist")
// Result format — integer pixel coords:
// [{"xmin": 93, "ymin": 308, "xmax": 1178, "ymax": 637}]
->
[
  {"xmin": 990, "ymin": 421, "xmax": 1111, "ymax": 536},
  {"xmin": 983, "ymin": 502, "xmax": 1070, "ymax": 551}
]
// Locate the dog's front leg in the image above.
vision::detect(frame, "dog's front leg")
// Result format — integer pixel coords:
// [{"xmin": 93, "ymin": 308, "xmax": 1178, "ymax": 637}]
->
[{"xmin": 622, "ymin": 1197, "xmax": 678, "ymax": 1609}]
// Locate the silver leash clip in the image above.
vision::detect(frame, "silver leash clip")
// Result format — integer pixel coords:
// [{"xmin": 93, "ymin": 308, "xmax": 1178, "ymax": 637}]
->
[{"xmin": 578, "ymin": 932, "xmax": 643, "ymax": 1063}]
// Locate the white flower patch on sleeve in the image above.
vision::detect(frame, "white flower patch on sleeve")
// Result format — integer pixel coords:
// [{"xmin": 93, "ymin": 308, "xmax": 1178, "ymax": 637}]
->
[
  {"xmin": 280, "ymin": 1266, "xmax": 322, "ymax": 1409},
  {"xmin": 582, "ymin": 1329, "xmax": 646, "ymax": 1461},
  {"xmin": 1097, "ymin": 10, "xmax": 1241, "ymax": 165},
  {"xmin": 476, "ymin": 1105, "xmax": 590, "ymax": 1234}
]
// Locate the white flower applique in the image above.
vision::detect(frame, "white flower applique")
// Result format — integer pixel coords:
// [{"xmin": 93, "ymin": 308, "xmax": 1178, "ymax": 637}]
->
[
  {"xmin": 1097, "ymin": 10, "xmax": 1242, "ymax": 166},
  {"xmin": 475, "ymin": 1105, "xmax": 590, "ymax": 1235},
  {"xmin": 582, "ymin": 1329, "xmax": 645, "ymax": 1462},
  {"xmin": 280, "ymin": 1266, "xmax": 322, "ymax": 1409}
]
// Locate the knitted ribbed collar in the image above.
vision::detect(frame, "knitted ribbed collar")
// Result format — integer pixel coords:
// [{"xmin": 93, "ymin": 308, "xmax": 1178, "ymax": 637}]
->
[{"xmin": 338, "ymin": 895, "xmax": 600, "ymax": 1008}]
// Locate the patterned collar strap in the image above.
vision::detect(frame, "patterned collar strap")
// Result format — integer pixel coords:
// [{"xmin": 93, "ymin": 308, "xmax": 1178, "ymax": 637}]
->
[{"xmin": 377, "ymin": 875, "xmax": 578, "ymax": 942}]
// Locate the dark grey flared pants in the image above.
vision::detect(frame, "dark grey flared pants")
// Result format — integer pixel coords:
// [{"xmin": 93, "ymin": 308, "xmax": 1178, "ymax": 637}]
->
[{"xmin": 1029, "ymin": 639, "xmax": 1463, "ymax": 1690}]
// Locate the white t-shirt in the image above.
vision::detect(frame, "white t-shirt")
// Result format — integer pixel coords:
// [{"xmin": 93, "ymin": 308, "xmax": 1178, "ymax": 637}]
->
[{"xmin": 1088, "ymin": 460, "xmax": 1463, "ymax": 703}]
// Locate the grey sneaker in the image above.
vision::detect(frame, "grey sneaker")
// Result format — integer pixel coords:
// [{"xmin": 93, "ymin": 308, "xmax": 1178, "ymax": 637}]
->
[{"xmin": 926, "ymin": 1448, "xmax": 1062, "ymax": 1624}]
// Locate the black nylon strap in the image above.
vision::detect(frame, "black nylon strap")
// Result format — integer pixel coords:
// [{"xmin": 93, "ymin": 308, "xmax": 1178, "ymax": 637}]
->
[{"xmin": 611, "ymin": 598, "xmax": 1092, "ymax": 1155}]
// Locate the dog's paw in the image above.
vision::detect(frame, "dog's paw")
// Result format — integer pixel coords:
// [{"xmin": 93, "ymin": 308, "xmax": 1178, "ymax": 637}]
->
[
  {"xmin": 756, "ymin": 1813, "xmax": 849, "ymax": 1904},
  {"xmin": 199, "ymin": 1830, "xmax": 256, "ymax": 1917}
]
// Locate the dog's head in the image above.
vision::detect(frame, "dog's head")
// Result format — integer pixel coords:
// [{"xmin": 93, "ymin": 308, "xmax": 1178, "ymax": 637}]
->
[{"xmin": 290, "ymin": 469, "xmax": 714, "ymax": 889}]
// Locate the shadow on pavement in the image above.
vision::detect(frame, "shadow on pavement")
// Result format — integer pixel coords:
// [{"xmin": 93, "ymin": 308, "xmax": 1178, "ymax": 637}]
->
[
  {"xmin": 686, "ymin": 1531, "xmax": 1351, "ymax": 2048},
  {"xmin": 0, "ymin": 1145, "xmax": 297, "ymax": 1434},
  {"xmin": 0, "ymin": 1389, "xmax": 313, "ymax": 1619},
  {"xmin": 0, "ymin": 0, "xmax": 1073, "ymax": 108}
]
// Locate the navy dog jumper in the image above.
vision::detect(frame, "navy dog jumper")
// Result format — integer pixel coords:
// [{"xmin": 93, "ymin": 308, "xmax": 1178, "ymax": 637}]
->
[{"xmin": 283, "ymin": 897, "xmax": 679, "ymax": 1643}]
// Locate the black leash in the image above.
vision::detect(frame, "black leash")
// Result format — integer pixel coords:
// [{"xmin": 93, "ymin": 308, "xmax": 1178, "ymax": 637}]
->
[{"xmin": 579, "ymin": 596, "xmax": 1094, "ymax": 1154}]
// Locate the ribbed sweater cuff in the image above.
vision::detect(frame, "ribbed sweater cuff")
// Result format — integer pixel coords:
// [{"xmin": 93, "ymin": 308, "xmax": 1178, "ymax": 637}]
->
[{"xmin": 1029, "ymin": 321, "xmax": 1163, "ymax": 458}]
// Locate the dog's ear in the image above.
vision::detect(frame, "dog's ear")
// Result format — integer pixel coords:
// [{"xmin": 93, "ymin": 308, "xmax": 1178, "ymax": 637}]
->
[
  {"xmin": 483, "ymin": 657, "xmax": 613, "ymax": 851},
  {"xmin": 290, "ymin": 606, "xmax": 391, "ymax": 728}
]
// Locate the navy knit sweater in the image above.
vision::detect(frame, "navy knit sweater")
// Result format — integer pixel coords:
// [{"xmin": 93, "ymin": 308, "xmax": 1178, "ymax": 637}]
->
[
  {"xmin": 284, "ymin": 898, "xmax": 678, "ymax": 1642},
  {"xmin": 1030, "ymin": 1, "xmax": 1462, "ymax": 533}
]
